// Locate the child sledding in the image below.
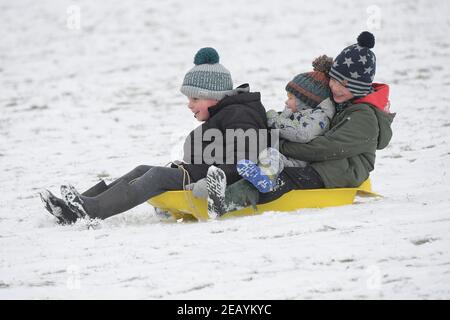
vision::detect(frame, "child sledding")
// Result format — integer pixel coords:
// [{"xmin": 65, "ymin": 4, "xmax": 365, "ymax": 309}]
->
[
  {"xmin": 200, "ymin": 31, "xmax": 395, "ymax": 219},
  {"xmin": 40, "ymin": 31, "xmax": 395, "ymax": 224},
  {"xmin": 40, "ymin": 47, "xmax": 269, "ymax": 224}
]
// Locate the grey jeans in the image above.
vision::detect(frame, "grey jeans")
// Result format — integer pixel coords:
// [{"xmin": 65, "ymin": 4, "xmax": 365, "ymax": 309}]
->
[{"xmin": 80, "ymin": 165, "xmax": 185, "ymax": 220}]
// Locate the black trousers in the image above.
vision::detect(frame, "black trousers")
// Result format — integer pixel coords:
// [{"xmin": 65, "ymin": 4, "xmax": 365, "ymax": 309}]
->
[
  {"xmin": 257, "ymin": 165, "xmax": 324, "ymax": 204},
  {"xmin": 80, "ymin": 165, "xmax": 185, "ymax": 220}
]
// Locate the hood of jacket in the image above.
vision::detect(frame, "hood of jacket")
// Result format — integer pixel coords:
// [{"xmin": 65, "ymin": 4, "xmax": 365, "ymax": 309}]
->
[
  {"xmin": 353, "ymin": 83, "xmax": 395, "ymax": 150},
  {"xmin": 207, "ymin": 83, "xmax": 266, "ymax": 121},
  {"xmin": 354, "ymin": 83, "xmax": 390, "ymax": 113}
]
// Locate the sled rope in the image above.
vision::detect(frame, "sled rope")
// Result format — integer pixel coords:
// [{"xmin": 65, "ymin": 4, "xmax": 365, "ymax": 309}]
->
[{"xmin": 166, "ymin": 162, "xmax": 201, "ymax": 219}]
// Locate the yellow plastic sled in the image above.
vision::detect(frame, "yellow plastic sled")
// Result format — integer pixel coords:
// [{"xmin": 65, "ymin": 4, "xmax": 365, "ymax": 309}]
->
[{"xmin": 147, "ymin": 179, "xmax": 379, "ymax": 222}]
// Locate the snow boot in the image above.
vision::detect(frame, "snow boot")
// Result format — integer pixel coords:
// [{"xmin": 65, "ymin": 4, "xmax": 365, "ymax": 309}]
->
[
  {"xmin": 39, "ymin": 189, "xmax": 78, "ymax": 225},
  {"xmin": 237, "ymin": 148, "xmax": 283, "ymax": 193},
  {"xmin": 207, "ymin": 167, "xmax": 259, "ymax": 219},
  {"xmin": 60, "ymin": 185, "xmax": 88, "ymax": 219},
  {"xmin": 237, "ymin": 159, "xmax": 274, "ymax": 193},
  {"xmin": 206, "ymin": 166, "xmax": 227, "ymax": 219}
]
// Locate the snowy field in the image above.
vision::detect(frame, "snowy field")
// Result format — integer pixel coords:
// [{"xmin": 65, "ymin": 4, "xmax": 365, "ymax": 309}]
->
[{"xmin": 1, "ymin": 0, "xmax": 450, "ymax": 299}]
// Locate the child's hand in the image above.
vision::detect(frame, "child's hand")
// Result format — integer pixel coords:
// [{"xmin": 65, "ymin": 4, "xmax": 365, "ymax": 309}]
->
[
  {"xmin": 267, "ymin": 110, "xmax": 279, "ymax": 127},
  {"xmin": 280, "ymin": 108, "xmax": 293, "ymax": 117},
  {"xmin": 266, "ymin": 109, "xmax": 279, "ymax": 119}
]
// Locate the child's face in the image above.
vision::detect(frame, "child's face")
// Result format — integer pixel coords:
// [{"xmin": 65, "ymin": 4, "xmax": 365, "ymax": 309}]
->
[
  {"xmin": 285, "ymin": 93, "xmax": 298, "ymax": 112},
  {"xmin": 188, "ymin": 98, "xmax": 218, "ymax": 121},
  {"xmin": 329, "ymin": 78, "xmax": 354, "ymax": 103}
]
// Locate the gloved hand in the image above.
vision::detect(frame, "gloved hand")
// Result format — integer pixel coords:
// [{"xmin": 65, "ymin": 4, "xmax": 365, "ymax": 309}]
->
[
  {"xmin": 266, "ymin": 109, "xmax": 279, "ymax": 127},
  {"xmin": 280, "ymin": 107, "xmax": 293, "ymax": 118},
  {"xmin": 185, "ymin": 178, "xmax": 208, "ymax": 199},
  {"xmin": 266, "ymin": 109, "xmax": 279, "ymax": 119}
]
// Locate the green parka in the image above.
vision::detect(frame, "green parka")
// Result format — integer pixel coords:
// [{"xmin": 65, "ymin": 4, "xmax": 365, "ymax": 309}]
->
[{"xmin": 279, "ymin": 83, "xmax": 395, "ymax": 188}]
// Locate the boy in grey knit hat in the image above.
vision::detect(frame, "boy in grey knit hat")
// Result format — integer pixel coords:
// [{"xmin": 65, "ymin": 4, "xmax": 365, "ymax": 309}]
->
[
  {"xmin": 181, "ymin": 47, "xmax": 234, "ymax": 100},
  {"xmin": 39, "ymin": 47, "xmax": 268, "ymax": 224},
  {"xmin": 180, "ymin": 47, "xmax": 234, "ymax": 121},
  {"xmin": 179, "ymin": 47, "xmax": 269, "ymax": 199}
]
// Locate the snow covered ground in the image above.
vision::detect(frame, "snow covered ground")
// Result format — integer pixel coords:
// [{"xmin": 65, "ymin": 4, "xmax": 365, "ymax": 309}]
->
[{"xmin": 1, "ymin": 0, "xmax": 450, "ymax": 299}]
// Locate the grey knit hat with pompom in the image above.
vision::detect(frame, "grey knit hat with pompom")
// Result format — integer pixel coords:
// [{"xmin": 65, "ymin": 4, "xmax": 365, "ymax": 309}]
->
[{"xmin": 180, "ymin": 47, "xmax": 234, "ymax": 100}]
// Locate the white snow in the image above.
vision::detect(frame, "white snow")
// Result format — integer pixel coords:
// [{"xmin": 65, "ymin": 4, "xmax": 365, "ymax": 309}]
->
[{"xmin": 1, "ymin": 0, "xmax": 450, "ymax": 299}]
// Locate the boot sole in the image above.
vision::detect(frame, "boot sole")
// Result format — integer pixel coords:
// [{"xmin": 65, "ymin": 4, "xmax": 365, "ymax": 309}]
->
[
  {"xmin": 206, "ymin": 166, "xmax": 227, "ymax": 219},
  {"xmin": 39, "ymin": 190, "xmax": 68, "ymax": 225},
  {"xmin": 60, "ymin": 185, "xmax": 88, "ymax": 219},
  {"xmin": 237, "ymin": 159, "xmax": 274, "ymax": 193}
]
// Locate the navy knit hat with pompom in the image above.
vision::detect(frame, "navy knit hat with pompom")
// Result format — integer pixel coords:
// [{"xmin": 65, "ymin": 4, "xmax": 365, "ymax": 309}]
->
[
  {"xmin": 329, "ymin": 31, "xmax": 376, "ymax": 97},
  {"xmin": 180, "ymin": 47, "xmax": 233, "ymax": 100}
]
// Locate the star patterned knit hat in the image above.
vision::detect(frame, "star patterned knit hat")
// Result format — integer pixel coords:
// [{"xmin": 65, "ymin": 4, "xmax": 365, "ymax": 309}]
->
[
  {"xmin": 329, "ymin": 31, "xmax": 376, "ymax": 97},
  {"xmin": 180, "ymin": 47, "xmax": 234, "ymax": 101}
]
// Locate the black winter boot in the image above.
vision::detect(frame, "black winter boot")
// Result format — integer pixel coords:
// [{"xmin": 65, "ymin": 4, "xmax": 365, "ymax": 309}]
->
[
  {"xmin": 206, "ymin": 166, "xmax": 227, "ymax": 219},
  {"xmin": 60, "ymin": 185, "xmax": 88, "ymax": 219},
  {"xmin": 206, "ymin": 167, "xmax": 259, "ymax": 219},
  {"xmin": 39, "ymin": 189, "xmax": 78, "ymax": 224},
  {"xmin": 40, "ymin": 181, "xmax": 107, "ymax": 224}
]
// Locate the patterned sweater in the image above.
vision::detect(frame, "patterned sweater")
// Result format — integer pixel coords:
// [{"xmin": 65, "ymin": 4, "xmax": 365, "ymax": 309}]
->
[{"xmin": 266, "ymin": 98, "xmax": 335, "ymax": 167}]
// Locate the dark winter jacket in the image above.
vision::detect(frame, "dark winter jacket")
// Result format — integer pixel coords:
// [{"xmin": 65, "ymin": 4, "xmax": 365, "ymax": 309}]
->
[
  {"xmin": 279, "ymin": 83, "xmax": 395, "ymax": 188},
  {"xmin": 180, "ymin": 84, "xmax": 268, "ymax": 184}
]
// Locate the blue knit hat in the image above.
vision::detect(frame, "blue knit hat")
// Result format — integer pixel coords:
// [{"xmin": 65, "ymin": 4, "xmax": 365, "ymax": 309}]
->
[
  {"xmin": 180, "ymin": 47, "xmax": 233, "ymax": 100},
  {"xmin": 329, "ymin": 31, "xmax": 376, "ymax": 97}
]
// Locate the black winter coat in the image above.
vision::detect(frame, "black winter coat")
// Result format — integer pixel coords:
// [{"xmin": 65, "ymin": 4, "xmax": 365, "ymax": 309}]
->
[{"xmin": 179, "ymin": 84, "xmax": 268, "ymax": 184}]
